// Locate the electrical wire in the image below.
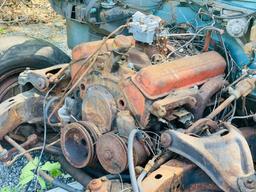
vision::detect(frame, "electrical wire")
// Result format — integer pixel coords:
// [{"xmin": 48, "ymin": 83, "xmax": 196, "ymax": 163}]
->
[
  {"xmin": 32, "ymin": 82, "xmax": 59, "ymax": 191},
  {"xmin": 47, "ymin": 24, "xmax": 128, "ymax": 127},
  {"xmin": 167, "ymin": 26, "xmax": 223, "ymax": 58},
  {"xmin": 218, "ymin": 33, "xmax": 231, "ymax": 73},
  {"xmin": 228, "ymin": 113, "xmax": 256, "ymax": 122},
  {"xmin": 186, "ymin": 0, "xmax": 256, "ymax": 19},
  {"xmin": 230, "ymin": 100, "xmax": 237, "ymax": 121}
]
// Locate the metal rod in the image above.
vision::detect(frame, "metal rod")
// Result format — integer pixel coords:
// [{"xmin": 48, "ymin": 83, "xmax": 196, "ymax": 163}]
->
[
  {"xmin": 207, "ymin": 95, "xmax": 236, "ymax": 120},
  {"xmin": 4, "ymin": 135, "xmax": 54, "ymax": 182}
]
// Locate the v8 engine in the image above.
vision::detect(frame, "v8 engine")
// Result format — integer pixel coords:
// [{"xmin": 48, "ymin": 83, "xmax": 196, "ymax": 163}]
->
[{"xmin": 60, "ymin": 35, "xmax": 226, "ymax": 173}]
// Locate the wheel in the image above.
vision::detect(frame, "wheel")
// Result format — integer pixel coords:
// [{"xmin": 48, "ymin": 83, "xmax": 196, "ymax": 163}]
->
[{"xmin": 0, "ymin": 35, "xmax": 70, "ymax": 101}]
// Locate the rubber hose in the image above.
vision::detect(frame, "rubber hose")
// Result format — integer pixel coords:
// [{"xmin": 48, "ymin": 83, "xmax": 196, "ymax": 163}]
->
[
  {"xmin": 137, "ymin": 171, "xmax": 147, "ymax": 192},
  {"xmin": 106, "ymin": 174, "xmax": 131, "ymax": 182},
  {"xmin": 128, "ymin": 129, "xmax": 140, "ymax": 192}
]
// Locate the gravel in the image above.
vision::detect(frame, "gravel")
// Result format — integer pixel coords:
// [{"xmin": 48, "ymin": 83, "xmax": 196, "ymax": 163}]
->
[
  {"xmin": 0, "ymin": 151, "xmax": 77, "ymax": 191},
  {"xmin": 0, "ymin": 16, "xmax": 71, "ymax": 56}
]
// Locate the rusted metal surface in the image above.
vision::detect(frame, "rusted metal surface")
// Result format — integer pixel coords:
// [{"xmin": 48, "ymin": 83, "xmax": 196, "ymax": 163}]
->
[
  {"xmin": 2, "ymin": 134, "xmax": 38, "ymax": 161},
  {"xmin": 61, "ymin": 122, "xmax": 95, "ymax": 168},
  {"xmin": 4, "ymin": 135, "xmax": 81, "ymax": 192},
  {"xmin": 141, "ymin": 159, "xmax": 190, "ymax": 192},
  {"xmin": 96, "ymin": 133, "xmax": 128, "ymax": 174},
  {"xmin": 78, "ymin": 121, "xmax": 101, "ymax": 143},
  {"xmin": 72, "ymin": 35, "xmax": 135, "ymax": 61},
  {"xmin": 71, "ymin": 35, "xmax": 135, "ymax": 80},
  {"xmin": 0, "ymin": 90, "xmax": 43, "ymax": 139},
  {"xmin": 240, "ymin": 127, "xmax": 256, "ymax": 163},
  {"xmin": 18, "ymin": 64, "xmax": 69, "ymax": 92},
  {"xmin": 88, "ymin": 179, "xmax": 107, "ymax": 192},
  {"xmin": 132, "ymin": 51, "xmax": 226, "ymax": 99},
  {"xmin": 121, "ymin": 79, "xmax": 149, "ymax": 127},
  {"xmin": 87, "ymin": 178, "xmax": 131, "ymax": 192},
  {"xmin": 82, "ymin": 85, "xmax": 116, "ymax": 134},
  {"xmin": 193, "ymin": 76, "xmax": 227, "ymax": 119},
  {"xmin": 185, "ymin": 118, "xmax": 218, "ymax": 134},
  {"xmin": 141, "ymin": 159, "xmax": 220, "ymax": 192},
  {"xmin": 96, "ymin": 133, "xmax": 149, "ymax": 174},
  {"xmin": 0, "ymin": 68, "xmax": 24, "ymax": 102},
  {"xmin": 161, "ymin": 123, "xmax": 255, "ymax": 191},
  {"xmin": 116, "ymin": 110, "xmax": 136, "ymax": 137},
  {"xmin": 184, "ymin": 184, "xmax": 220, "ymax": 192},
  {"xmin": 202, "ymin": 31, "xmax": 212, "ymax": 52},
  {"xmin": 152, "ymin": 87, "xmax": 198, "ymax": 119},
  {"xmin": 127, "ymin": 47, "xmax": 152, "ymax": 70}
]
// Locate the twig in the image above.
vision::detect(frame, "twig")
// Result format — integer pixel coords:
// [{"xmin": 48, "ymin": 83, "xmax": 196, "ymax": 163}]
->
[{"xmin": 0, "ymin": 0, "xmax": 7, "ymax": 10}]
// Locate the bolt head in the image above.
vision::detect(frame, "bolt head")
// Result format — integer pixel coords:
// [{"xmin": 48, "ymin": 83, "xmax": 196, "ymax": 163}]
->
[
  {"xmin": 89, "ymin": 179, "xmax": 102, "ymax": 190},
  {"xmin": 104, "ymin": 150, "xmax": 112, "ymax": 160},
  {"xmin": 160, "ymin": 132, "xmax": 172, "ymax": 148}
]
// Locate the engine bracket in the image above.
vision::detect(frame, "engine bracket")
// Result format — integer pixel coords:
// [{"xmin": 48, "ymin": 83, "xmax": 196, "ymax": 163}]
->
[
  {"xmin": 161, "ymin": 123, "xmax": 255, "ymax": 191},
  {"xmin": 0, "ymin": 90, "xmax": 43, "ymax": 139}
]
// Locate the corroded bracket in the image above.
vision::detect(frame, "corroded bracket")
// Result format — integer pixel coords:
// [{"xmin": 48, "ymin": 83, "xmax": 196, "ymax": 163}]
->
[
  {"xmin": 0, "ymin": 90, "xmax": 43, "ymax": 139},
  {"xmin": 18, "ymin": 64, "xmax": 68, "ymax": 91},
  {"xmin": 161, "ymin": 123, "xmax": 255, "ymax": 191}
]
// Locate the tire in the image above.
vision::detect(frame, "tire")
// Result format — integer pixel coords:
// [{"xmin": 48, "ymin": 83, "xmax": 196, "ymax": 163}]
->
[{"xmin": 0, "ymin": 35, "xmax": 71, "ymax": 101}]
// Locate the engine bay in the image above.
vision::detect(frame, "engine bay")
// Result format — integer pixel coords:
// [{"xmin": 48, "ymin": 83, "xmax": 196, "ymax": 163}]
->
[{"xmin": 1, "ymin": 3, "xmax": 256, "ymax": 191}]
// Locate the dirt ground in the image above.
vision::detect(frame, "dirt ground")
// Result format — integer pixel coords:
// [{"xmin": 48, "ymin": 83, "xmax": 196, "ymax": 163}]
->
[{"xmin": 0, "ymin": 0, "xmax": 70, "ymax": 54}]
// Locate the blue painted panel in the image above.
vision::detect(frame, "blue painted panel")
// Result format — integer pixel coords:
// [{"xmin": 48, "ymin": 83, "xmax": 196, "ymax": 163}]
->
[{"xmin": 218, "ymin": 0, "xmax": 256, "ymax": 11}]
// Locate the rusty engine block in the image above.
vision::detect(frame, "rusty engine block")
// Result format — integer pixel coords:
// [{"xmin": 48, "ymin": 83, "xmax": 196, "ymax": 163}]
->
[
  {"xmin": 0, "ymin": 13, "xmax": 256, "ymax": 192},
  {"xmin": 61, "ymin": 36, "xmax": 226, "ymax": 173}
]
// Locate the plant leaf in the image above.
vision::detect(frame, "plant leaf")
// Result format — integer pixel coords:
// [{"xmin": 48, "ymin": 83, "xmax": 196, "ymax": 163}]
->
[
  {"xmin": 41, "ymin": 161, "xmax": 61, "ymax": 172},
  {"xmin": 19, "ymin": 170, "xmax": 34, "ymax": 186},
  {"xmin": 50, "ymin": 169, "xmax": 62, "ymax": 178},
  {"xmin": 0, "ymin": 28, "xmax": 6, "ymax": 34},
  {"xmin": 37, "ymin": 176, "xmax": 46, "ymax": 190},
  {"xmin": 0, "ymin": 186, "xmax": 11, "ymax": 192},
  {"xmin": 21, "ymin": 157, "xmax": 39, "ymax": 173}
]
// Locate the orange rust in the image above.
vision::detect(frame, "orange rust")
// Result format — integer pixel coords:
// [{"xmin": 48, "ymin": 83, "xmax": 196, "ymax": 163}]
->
[
  {"xmin": 72, "ymin": 35, "xmax": 135, "ymax": 61},
  {"xmin": 88, "ymin": 179, "xmax": 104, "ymax": 191},
  {"xmin": 185, "ymin": 183, "xmax": 220, "ymax": 192},
  {"xmin": 0, "ymin": 92, "xmax": 43, "ymax": 139},
  {"xmin": 132, "ymin": 51, "xmax": 226, "ymax": 99},
  {"xmin": 71, "ymin": 35, "xmax": 135, "ymax": 80},
  {"xmin": 141, "ymin": 160, "xmax": 194, "ymax": 192},
  {"xmin": 0, "ymin": 109, "xmax": 23, "ymax": 139},
  {"xmin": 122, "ymin": 80, "xmax": 149, "ymax": 127}
]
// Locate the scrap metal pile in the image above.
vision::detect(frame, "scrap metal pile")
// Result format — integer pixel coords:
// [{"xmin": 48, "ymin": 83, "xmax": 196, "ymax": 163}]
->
[{"xmin": 1, "ymin": 5, "xmax": 256, "ymax": 192}]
